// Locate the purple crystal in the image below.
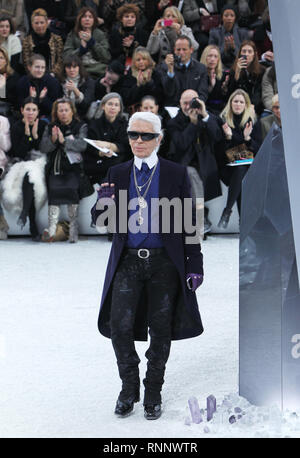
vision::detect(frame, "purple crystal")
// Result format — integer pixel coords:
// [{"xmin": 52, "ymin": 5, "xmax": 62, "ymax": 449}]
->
[
  {"xmin": 207, "ymin": 395, "xmax": 216, "ymax": 421},
  {"xmin": 234, "ymin": 407, "xmax": 242, "ymax": 414},
  {"xmin": 229, "ymin": 415, "xmax": 236, "ymax": 424},
  {"xmin": 184, "ymin": 416, "xmax": 191, "ymax": 426},
  {"xmin": 188, "ymin": 397, "xmax": 203, "ymax": 424}
]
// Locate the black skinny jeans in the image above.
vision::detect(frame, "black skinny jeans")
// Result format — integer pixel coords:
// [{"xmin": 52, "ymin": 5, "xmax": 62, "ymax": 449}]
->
[{"xmin": 220, "ymin": 164, "xmax": 249, "ymax": 214}]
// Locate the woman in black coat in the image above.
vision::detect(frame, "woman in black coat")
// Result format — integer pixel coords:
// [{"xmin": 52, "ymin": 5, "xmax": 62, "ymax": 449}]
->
[
  {"xmin": 59, "ymin": 55, "xmax": 95, "ymax": 120},
  {"xmin": 16, "ymin": 54, "xmax": 62, "ymax": 118},
  {"xmin": 40, "ymin": 97, "xmax": 88, "ymax": 243},
  {"xmin": 84, "ymin": 92, "xmax": 131, "ymax": 185},
  {"xmin": 109, "ymin": 3, "xmax": 148, "ymax": 67},
  {"xmin": 214, "ymin": 88, "xmax": 262, "ymax": 228},
  {"xmin": 119, "ymin": 46, "xmax": 163, "ymax": 110},
  {"xmin": 200, "ymin": 44, "xmax": 229, "ymax": 115},
  {"xmin": 1, "ymin": 97, "xmax": 47, "ymax": 241},
  {"xmin": 227, "ymin": 40, "xmax": 265, "ymax": 115}
]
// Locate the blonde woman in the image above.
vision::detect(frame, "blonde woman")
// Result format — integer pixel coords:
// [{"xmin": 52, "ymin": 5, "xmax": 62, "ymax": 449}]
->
[
  {"xmin": 22, "ymin": 8, "xmax": 64, "ymax": 77},
  {"xmin": 147, "ymin": 6, "xmax": 199, "ymax": 63},
  {"xmin": 200, "ymin": 44, "xmax": 229, "ymax": 114},
  {"xmin": 0, "ymin": 46, "xmax": 19, "ymax": 110},
  {"xmin": 119, "ymin": 46, "xmax": 163, "ymax": 109},
  {"xmin": 40, "ymin": 98, "xmax": 88, "ymax": 243},
  {"xmin": 214, "ymin": 89, "xmax": 262, "ymax": 228}
]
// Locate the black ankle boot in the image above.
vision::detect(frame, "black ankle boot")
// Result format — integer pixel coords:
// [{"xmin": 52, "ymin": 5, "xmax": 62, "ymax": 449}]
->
[
  {"xmin": 114, "ymin": 392, "xmax": 140, "ymax": 417},
  {"xmin": 144, "ymin": 404, "xmax": 162, "ymax": 420},
  {"xmin": 217, "ymin": 208, "xmax": 232, "ymax": 229}
]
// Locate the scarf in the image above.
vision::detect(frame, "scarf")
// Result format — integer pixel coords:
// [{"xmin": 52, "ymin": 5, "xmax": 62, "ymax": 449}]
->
[
  {"xmin": 31, "ymin": 29, "xmax": 51, "ymax": 67},
  {"xmin": 119, "ymin": 24, "xmax": 137, "ymax": 57},
  {"xmin": 62, "ymin": 75, "xmax": 82, "ymax": 102}
]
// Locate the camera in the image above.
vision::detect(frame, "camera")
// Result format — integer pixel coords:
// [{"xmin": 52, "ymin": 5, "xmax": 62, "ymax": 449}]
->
[
  {"xmin": 174, "ymin": 54, "xmax": 181, "ymax": 65},
  {"xmin": 190, "ymin": 97, "xmax": 201, "ymax": 109},
  {"xmin": 161, "ymin": 19, "xmax": 173, "ymax": 27}
]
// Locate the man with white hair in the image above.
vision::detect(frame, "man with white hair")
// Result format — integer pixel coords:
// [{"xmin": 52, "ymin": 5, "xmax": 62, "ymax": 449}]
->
[
  {"xmin": 260, "ymin": 93, "xmax": 281, "ymax": 140},
  {"xmin": 92, "ymin": 111, "xmax": 204, "ymax": 420}
]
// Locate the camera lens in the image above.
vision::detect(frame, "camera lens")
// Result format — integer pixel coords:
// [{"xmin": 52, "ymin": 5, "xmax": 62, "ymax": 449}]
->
[{"xmin": 190, "ymin": 98, "xmax": 201, "ymax": 109}]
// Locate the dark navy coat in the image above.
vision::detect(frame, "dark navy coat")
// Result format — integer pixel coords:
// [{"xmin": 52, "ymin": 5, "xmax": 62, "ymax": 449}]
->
[{"xmin": 95, "ymin": 157, "xmax": 204, "ymax": 341}]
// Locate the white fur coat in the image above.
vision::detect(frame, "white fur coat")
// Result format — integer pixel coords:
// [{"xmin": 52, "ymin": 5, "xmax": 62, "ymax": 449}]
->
[
  {"xmin": 0, "ymin": 116, "xmax": 11, "ymax": 177},
  {"xmin": 1, "ymin": 156, "xmax": 47, "ymax": 214}
]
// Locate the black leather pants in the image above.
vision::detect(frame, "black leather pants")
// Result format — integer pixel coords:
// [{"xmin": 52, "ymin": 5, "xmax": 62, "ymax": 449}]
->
[{"xmin": 110, "ymin": 249, "xmax": 179, "ymax": 405}]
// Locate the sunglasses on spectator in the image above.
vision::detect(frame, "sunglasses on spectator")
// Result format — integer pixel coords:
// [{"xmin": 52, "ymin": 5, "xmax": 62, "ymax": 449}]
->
[{"xmin": 128, "ymin": 131, "xmax": 160, "ymax": 141}]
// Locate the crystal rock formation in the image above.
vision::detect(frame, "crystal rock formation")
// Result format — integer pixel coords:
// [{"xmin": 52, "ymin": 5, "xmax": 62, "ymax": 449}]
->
[
  {"xmin": 207, "ymin": 395, "xmax": 216, "ymax": 421},
  {"xmin": 239, "ymin": 124, "xmax": 300, "ymax": 410},
  {"xmin": 188, "ymin": 396, "xmax": 203, "ymax": 423}
]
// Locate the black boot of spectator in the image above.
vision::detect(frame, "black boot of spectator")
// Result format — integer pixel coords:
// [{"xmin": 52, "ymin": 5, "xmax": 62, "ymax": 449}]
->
[{"xmin": 218, "ymin": 208, "xmax": 232, "ymax": 229}]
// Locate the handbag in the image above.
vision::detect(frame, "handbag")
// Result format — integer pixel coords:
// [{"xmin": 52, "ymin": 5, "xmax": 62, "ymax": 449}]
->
[
  {"xmin": 42, "ymin": 220, "xmax": 69, "ymax": 242},
  {"xmin": 48, "ymin": 172, "xmax": 80, "ymax": 204},
  {"xmin": 55, "ymin": 221, "xmax": 69, "ymax": 241},
  {"xmin": 225, "ymin": 143, "xmax": 254, "ymax": 163},
  {"xmin": 201, "ymin": 14, "xmax": 221, "ymax": 33}
]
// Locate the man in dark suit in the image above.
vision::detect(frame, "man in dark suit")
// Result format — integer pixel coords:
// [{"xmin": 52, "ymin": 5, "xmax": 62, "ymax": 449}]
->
[
  {"xmin": 91, "ymin": 112, "xmax": 204, "ymax": 420},
  {"xmin": 158, "ymin": 35, "xmax": 209, "ymax": 106},
  {"xmin": 167, "ymin": 89, "xmax": 222, "ymax": 234}
]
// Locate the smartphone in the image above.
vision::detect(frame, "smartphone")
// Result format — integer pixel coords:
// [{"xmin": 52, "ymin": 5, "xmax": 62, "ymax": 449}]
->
[
  {"xmin": 241, "ymin": 55, "xmax": 247, "ymax": 61},
  {"xmin": 162, "ymin": 19, "xmax": 173, "ymax": 27}
]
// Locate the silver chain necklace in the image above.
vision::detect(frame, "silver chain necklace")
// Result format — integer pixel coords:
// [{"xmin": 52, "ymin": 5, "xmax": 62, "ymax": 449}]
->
[{"xmin": 133, "ymin": 161, "xmax": 159, "ymax": 225}]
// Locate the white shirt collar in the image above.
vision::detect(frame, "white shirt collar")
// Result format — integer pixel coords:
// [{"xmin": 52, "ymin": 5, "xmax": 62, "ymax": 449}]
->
[
  {"xmin": 180, "ymin": 59, "xmax": 191, "ymax": 68},
  {"xmin": 134, "ymin": 148, "xmax": 159, "ymax": 170}
]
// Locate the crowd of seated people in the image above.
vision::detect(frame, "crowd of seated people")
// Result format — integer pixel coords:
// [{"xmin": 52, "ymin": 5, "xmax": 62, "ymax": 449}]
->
[{"xmin": 0, "ymin": 0, "xmax": 278, "ymax": 242}]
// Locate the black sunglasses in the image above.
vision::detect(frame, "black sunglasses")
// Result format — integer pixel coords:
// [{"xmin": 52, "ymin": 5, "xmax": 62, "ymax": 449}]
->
[{"xmin": 128, "ymin": 131, "xmax": 160, "ymax": 141}]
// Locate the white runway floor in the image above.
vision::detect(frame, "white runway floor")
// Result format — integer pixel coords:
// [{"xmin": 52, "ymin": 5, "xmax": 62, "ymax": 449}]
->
[{"xmin": 1, "ymin": 234, "xmax": 298, "ymax": 438}]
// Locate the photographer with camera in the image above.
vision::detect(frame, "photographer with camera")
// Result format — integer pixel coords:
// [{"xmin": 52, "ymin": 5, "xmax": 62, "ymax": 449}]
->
[
  {"xmin": 158, "ymin": 35, "xmax": 209, "ymax": 106},
  {"xmin": 146, "ymin": 6, "xmax": 199, "ymax": 64},
  {"xmin": 167, "ymin": 89, "xmax": 221, "ymax": 235}
]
